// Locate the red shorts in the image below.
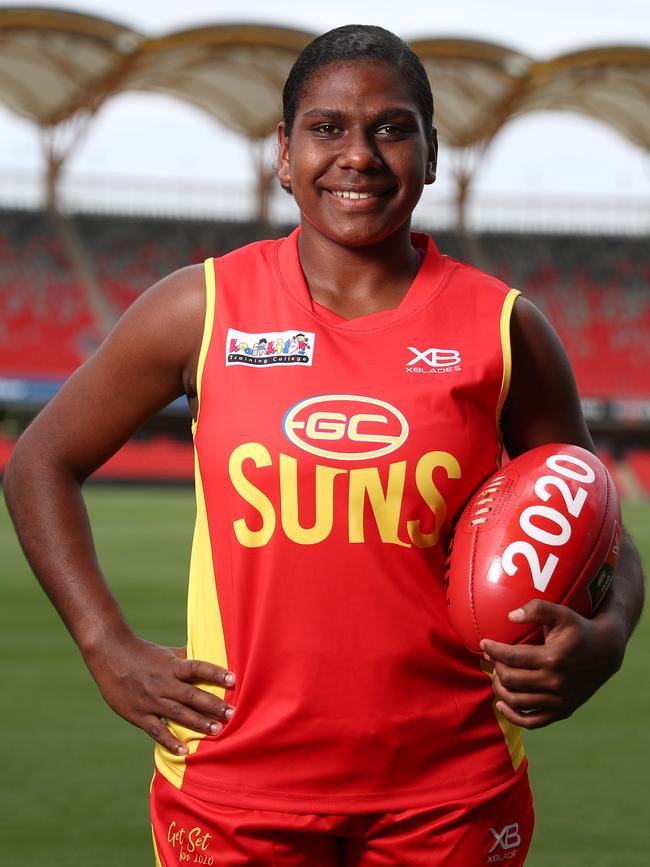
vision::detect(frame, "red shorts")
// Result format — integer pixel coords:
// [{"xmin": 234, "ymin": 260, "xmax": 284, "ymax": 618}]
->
[{"xmin": 151, "ymin": 764, "xmax": 534, "ymax": 866}]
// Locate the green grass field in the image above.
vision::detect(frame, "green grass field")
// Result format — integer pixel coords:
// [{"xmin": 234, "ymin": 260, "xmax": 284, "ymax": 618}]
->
[{"xmin": 1, "ymin": 486, "xmax": 648, "ymax": 866}]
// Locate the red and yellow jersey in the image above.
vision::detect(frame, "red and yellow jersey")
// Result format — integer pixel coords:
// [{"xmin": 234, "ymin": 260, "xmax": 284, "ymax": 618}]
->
[{"xmin": 154, "ymin": 228, "xmax": 524, "ymax": 812}]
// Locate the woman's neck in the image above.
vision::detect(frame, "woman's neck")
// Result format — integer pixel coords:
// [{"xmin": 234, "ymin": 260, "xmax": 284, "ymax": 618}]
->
[{"xmin": 297, "ymin": 221, "xmax": 420, "ymax": 320}]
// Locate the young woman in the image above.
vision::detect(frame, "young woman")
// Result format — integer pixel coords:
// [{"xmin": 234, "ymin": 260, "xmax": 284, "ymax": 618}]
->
[{"xmin": 5, "ymin": 25, "xmax": 644, "ymax": 866}]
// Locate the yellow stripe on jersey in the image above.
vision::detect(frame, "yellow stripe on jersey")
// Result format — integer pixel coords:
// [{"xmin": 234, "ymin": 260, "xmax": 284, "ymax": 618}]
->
[
  {"xmin": 151, "ymin": 824, "xmax": 164, "ymax": 867},
  {"xmin": 154, "ymin": 258, "xmax": 229, "ymax": 790},
  {"xmin": 495, "ymin": 288, "xmax": 521, "ymax": 465},
  {"xmin": 481, "ymin": 660, "xmax": 525, "ymax": 771},
  {"xmin": 150, "ymin": 772, "xmax": 165, "ymax": 865},
  {"xmin": 191, "ymin": 258, "xmax": 217, "ymax": 437}
]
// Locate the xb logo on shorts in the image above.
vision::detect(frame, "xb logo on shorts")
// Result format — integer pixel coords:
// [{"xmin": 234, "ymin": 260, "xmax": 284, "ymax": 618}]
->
[
  {"xmin": 405, "ymin": 346, "xmax": 461, "ymax": 374},
  {"xmin": 487, "ymin": 823, "xmax": 521, "ymax": 862}
]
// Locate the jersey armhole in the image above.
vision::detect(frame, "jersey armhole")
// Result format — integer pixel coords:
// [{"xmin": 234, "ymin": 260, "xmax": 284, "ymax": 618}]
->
[
  {"xmin": 191, "ymin": 258, "xmax": 217, "ymax": 437},
  {"xmin": 495, "ymin": 288, "xmax": 522, "ymax": 462}
]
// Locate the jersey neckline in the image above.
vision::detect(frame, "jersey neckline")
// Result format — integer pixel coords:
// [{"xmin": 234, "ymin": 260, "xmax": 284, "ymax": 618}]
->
[{"xmin": 274, "ymin": 227, "xmax": 447, "ymax": 333}]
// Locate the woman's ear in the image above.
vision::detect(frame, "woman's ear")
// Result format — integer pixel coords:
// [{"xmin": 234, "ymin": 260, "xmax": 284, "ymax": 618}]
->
[
  {"xmin": 426, "ymin": 127, "xmax": 438, "ymax": 185},
  {"xmin": 277, "ymin": 122, "xmax": 292, "ymax": 193}
]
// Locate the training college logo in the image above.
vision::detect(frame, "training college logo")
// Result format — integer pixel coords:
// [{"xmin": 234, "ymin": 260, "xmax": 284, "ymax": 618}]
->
[
  {"xmin": 405, "ymin": 346, "xmax": 461, "ymax": 374},
  {"xmin": 226, "ymin": 328, "xmax": 315, "ymax": 367},
  {"xmin": 487, "ymin": 823, "xmax": 521, "ymax": 862}
]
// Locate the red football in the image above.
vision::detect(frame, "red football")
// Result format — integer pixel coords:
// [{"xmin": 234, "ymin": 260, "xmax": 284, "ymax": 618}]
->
[{"xmin": 445, "ymin": 444, "xmax": 621, "ymax": 652}]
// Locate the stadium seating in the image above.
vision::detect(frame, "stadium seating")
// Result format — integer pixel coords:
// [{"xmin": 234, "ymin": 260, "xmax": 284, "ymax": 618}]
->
[
  {"xmin": 1, "ymin": 211, "xmax": 649, "ymax": 491},
  {"xmin": 2, "ymin": 213, "xmax": 648, "ymax": 399},
  {"xmin": 595, "ymin": 447, "xmax": 620, "ymax": 491},
  {"xmin": 0, "ymin": 213, "xmax": 101, "ymax": 375},
  {"xmin": 0, "ymin": 213, "xmax": 647, "ymax": 387},
  {"xmin": 0, "ymin": 210, "xmax": 268, "ymax": 377},
  {"xmin": 78, "ymin": 214, "xmax": 269, "ymax": 314},
  {"xmin": 626, "ymin": 450, "xmax": 650, "ymax": 497},
  {"xmin": 0, "ymin": 434, "xmax": 194, "ymax": 482},
  {"xmin": 0, "ymin": 434, "xmax": 13, "ymax": 471},
  {"xmin": 477, "ymin": 232, "xmax": 650, "ymax": 400}
]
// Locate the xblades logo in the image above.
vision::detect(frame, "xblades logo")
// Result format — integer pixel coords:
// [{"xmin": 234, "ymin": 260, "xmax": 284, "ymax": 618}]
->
[
  {"xmin": 487, "ymin": 823, "xmax": 521, "ymax": 862},
  {"xmin": 405, "ymin": 347, "xmax": 461, "ymax": 374}
]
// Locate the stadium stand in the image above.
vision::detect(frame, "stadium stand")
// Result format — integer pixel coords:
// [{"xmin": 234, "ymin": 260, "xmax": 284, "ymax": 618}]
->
[
  {"xmin": 0, "ymin": 433, "xmax": 13, "ymax": 472},
  {"xmin": 1, "ymin": 211, "xmax": 649, "ymax": 488},
  {"xmin": 431, "ymin": 232, "xmax": 650, "ymax": 400},
  {"xmin": 627, "ymin": 451, "xmax": 650, "ymax": 497},
  {"xmin": 77, "ymin": 214, "xmax": 270, "ymax": 316},
  {"xmin": 0, "ymin": 210, "xmax": 271, "ymax": 377},
  {"xmin": 92, "ymin": 436, "xmax": 194, "ymax": 483},
  {"xmin": 2, "ymin": 212, "xmax": 649, "ymax": 397},
  {"xmin": 480, "ymin": 233, "xmax": 650, "ymax": 400},
  {"xmin": 0, "ymin": 211, "xmax": 102, "ymax": 375}
]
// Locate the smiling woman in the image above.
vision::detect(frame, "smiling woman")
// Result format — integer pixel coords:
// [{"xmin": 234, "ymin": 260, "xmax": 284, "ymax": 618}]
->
[
  {"xmin": 277, "ymin": 34, "xmax": 436, "ymax": 317},
  {"xmin": 278, "ymin": 60, "xmax": 435, "ymax": 265},
  {"xmin": 3, "ymin": 23, "xmax": 644, "ymax": 867}
]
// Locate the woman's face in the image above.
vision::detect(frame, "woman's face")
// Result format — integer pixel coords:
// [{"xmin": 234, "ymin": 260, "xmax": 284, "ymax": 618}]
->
[{"xmin": 278, "ymin": 59, "xmax": 437, "ymax": 248}]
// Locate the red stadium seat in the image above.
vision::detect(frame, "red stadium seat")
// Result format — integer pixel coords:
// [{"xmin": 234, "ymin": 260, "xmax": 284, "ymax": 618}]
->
[{"xmin": 626, "ymin": 451, "xmax": 650, "ymax": 497}]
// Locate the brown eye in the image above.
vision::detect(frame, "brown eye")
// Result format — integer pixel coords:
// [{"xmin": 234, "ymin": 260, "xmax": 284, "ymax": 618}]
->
[
  {"xmin": 376, "ymin": 124, "xmax": 407, "ymax": 138},
  {"xmin": 313, "ymin": 124, "xmax": 339, "ymax": 136}
]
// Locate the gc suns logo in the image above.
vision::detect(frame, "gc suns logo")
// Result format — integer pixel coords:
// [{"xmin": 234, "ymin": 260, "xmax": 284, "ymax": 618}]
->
[
  {"xmin": 406, "ymin": 347, "xmax": 461, "ymax": 374},
  {"xmin": 282, "ymin": 394, "xmax": 409, "ymax": 461}
]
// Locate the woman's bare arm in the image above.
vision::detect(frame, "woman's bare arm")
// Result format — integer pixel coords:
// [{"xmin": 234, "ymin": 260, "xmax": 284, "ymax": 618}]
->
[
  {"xmin": 4, "ymin": 265, "xmax": 235, "ymax": 754},
  {"xmin": 482, "ymin": 297, "xmax": 644, "ymax": 729}
]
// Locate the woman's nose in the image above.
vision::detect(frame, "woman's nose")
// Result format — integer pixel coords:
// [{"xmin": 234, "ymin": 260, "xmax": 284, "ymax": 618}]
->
[{"xmin": 336, "ymin": 130, "xmax": 383, "ymax": 172}]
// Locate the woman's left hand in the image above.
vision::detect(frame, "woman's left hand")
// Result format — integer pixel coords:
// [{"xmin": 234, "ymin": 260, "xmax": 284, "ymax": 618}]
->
[{"xmin": 480, "ymin": 600, "xmax": 626, "ymax": 729}]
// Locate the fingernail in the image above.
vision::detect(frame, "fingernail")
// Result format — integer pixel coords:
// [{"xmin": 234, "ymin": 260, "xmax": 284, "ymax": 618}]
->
[
  {"xmin": 508, "ymin": 608, "xmax": 525, "ymax": 621},
  {"xmin": 176, "ymin": 745, "xmax": 188, "ymax": 755},
  {"xmin": 224, "ymin": 672, "xmax": 235, "ymax": 686},
  {"xmin": 479, "ymin": 640, "xmax": 485, "ymax": 651},
  {"xmin": 495, "ymin": 702, "xmax": 505, "ymax": 714},
  {"xmin": 224, "ymin": 707, "xmax": 235, "ymax": 721},
  {"xmin": 209, "ymin": 722, "xmax": 223, "ymax": 735}
]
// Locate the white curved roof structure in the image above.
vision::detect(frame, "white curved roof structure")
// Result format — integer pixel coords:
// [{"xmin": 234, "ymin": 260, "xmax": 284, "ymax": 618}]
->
[
  {"xmin": 1, "ymin": 7, "xmax": 648, "ymax": 218},
  {"xmin": 2, "ymin": 8, "xmax": 649, "ymax": 145}
]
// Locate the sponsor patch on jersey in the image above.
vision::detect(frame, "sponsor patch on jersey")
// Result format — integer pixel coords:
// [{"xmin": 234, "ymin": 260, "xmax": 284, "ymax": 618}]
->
[
  {"xmin": 282, "ymin": 394, "xmax": 409, "ymax": 460},
  {"xmin": 226, "ymin": 328, "xmax": 315, "ymax": 367},
  {"xmin": 405, "ymin": 346, "xmax": 462, "ymax": 374}
]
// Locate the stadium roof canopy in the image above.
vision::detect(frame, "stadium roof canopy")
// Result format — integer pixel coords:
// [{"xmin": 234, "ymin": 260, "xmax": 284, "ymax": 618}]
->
[{"xmin": 1, "ymin": 6, "xmax": 649, "ymax": 218}]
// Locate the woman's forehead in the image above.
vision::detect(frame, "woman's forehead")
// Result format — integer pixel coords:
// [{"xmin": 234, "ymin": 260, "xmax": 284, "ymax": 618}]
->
[{"xmin": 296, "ymin": 59, "xmax": 419, "ymax": 113}]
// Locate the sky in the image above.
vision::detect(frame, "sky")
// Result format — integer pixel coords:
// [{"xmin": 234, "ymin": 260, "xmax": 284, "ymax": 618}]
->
[{"xmin": 1, "ymin": 0, "xmax": 649, "ymax": 212}]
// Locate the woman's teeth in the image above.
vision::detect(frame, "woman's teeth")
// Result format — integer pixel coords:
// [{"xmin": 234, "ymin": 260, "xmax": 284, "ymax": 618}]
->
[{"xmin": 330, "ymin": 190, "xmax": 375, "ymax": 199}]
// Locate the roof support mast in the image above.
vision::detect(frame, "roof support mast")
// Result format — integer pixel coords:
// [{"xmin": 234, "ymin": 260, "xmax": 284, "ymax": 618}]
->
[
  {"xmin": 39, "ymin": 116, "xmax": 117, "ymax": 335},
  {"xmin": 250, "ymin": 136, "xmax": 277, "ymax": 226}
]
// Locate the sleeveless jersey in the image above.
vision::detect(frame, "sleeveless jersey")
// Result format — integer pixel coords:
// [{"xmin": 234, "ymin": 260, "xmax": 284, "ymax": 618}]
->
[{"xmin": 154, "ymin": 228, "xmax": 525, "ymax": 812}]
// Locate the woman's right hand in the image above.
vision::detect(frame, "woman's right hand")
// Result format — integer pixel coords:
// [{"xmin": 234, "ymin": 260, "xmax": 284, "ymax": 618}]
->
[{"xmin": 84, "ymin": 631, "xmax": 236, "ymax": 755}]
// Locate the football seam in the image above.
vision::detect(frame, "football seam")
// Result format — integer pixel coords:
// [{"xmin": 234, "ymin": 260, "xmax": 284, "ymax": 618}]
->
[
  {"xmin": 468, "ymin": 515, "xmax": 483, "ymax": 646},
  {"xmin": 467, "ymin": 472, "xmax": 508, "ymax": 648},
  {"xmin": 561, "ymin": 467, "xmax": 613, "ymax": 611}
]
